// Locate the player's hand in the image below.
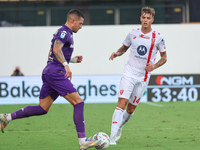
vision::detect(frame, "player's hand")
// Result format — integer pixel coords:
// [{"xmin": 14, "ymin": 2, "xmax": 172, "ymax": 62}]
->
[
  {"xmin": 109, "ymin": 52, "xmax": 118, "ymax": 60},
  {"xmin": 75, "ymin": 56, "xmax": 83, "ymax": 63},
  {"xmin": 145, "ymin": 63, "xmax": 155, "ymax": 72},
  {"xmin": 64, "ymin": 65, "xmax": 72, "ymax": 80}
]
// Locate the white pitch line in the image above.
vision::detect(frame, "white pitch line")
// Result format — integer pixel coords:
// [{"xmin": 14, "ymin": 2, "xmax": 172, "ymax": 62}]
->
[
  {"xmin": 125, "ymin": 126, "xmax": 200, "ymax": 131},
  {"xmin": 5, "ymin": 130, "xmax": 72, "ymax": 133},
  {"xmin": 125, "ymin": 127, "xmax": 174, "ymax": 131},
  {"xmin": 144, "ymin": 102, "xmax": 164, "ymax": 107}
]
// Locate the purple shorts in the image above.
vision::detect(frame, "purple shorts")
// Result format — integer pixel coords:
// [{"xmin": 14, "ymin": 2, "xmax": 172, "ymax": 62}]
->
[{"xmin": 39, "ymin": 73, "xmax": 77, "ymax": 101}]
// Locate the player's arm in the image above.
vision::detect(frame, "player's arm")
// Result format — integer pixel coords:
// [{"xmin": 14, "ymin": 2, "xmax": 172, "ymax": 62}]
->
[
  {"xmin": 53, "ymin": 40, "xmax": 72, "ymax": 80},
  {"xmin": 145, "ymin": 51, "xmax": 167, "ymax": 72},
  {"xmin": 154, "ymin": 51, "xmax": 167, "ymax": 69},
  {"xmin": 109, "ymin": 45, "xmax": 129, "ymax": 60}
]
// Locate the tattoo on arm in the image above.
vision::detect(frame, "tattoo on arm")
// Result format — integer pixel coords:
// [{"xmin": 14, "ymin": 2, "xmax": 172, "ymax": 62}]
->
[
  {"xmin": 55, "ymin": 40, "xmax": 64, "ymax": 50},
  {"xmin": 117, "ymin": 45, "xmax": 129, "ymax": 56},
  {"xmin": 154, "ymin": 51, "xmax": 167, "ymax": 69},
  {"xmin": 53, "ymin": 40, "xmax": 66, "ymax": 63}
]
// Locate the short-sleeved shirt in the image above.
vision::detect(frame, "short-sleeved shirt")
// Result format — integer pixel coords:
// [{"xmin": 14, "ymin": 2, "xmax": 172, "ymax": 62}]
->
[
  {"xmin": 122, "ymin": 28, "xmax": 166, "ymax": 82},
  {"xmin": 39, "ymin": 25, "xmax": 77, "ymax": 100},
  {"xmin": 43, "ymin": 25, "xmax": 74, "ymax": 75}
]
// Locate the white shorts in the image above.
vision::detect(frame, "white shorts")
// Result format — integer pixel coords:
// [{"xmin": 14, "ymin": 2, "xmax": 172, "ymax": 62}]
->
[{"xmin": 118, "ymin": 74, "xmax": 149, "ymax": 106}]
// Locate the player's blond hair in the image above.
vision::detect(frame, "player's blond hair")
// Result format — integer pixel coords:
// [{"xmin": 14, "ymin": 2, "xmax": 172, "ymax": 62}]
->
[{"xmin": 141, "ymin": 6, "xmax": 155, "ymax": 18}]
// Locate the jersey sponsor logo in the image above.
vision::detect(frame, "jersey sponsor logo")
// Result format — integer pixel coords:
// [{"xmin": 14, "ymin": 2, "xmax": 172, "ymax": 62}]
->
[
  {"xmin": 137, "ymin": 45, "xmax": 147, "ymax": 56},
  {"xmin": 135, "ymin": 55, "xmax": 147, "ymax": 60},
  {"xmin": 60, "ymin": 31, "xmax": 67, "ymax": 39}
]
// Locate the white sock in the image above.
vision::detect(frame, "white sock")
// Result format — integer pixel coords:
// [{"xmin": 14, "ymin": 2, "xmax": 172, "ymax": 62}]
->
[
  {"xmin": 119, "ymin": 110, "xmax": 134, "ymax": 128},
  {"xmin": 110, "ymin": 107, "xmax": 124, "ymax": 137},
  {"xmin": 6, "ymin": 113, "xmax": 12, "ymax": 122},
  {"xmin": 79, "ymin": 137, "xmax": 87, "ymax": 146}
]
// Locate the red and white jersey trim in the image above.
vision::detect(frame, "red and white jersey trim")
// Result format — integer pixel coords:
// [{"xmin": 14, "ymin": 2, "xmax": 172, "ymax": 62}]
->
[{"xmin": 122, "ymin": 28, "xmax": 166, "ymax": 82}]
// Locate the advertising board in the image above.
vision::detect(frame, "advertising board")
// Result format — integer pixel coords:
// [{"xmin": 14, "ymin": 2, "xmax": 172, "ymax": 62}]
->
[
  {"xmin": 0, "ymin": 75, "xmax": 147, "ymax": 104},
  {"xmin": 1, "ymin": 74, "xmax": 198, "ymax": 105},
  {"xmin": 148, "ymin": 74, "xmax": 200, "ymax": 102}
]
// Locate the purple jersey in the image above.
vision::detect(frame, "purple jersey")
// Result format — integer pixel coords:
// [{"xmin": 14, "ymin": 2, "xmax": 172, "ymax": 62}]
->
[
  {"xmin": 49, "ymin": 25, "xmax": 74, "ymax": 64},
  {"xmin": 42, "ymin": 25, "xmax": 74, "ymax": 75},
  {"xmin": 40, "ymin": 25, "xmax": 77, "ymax": 100}
]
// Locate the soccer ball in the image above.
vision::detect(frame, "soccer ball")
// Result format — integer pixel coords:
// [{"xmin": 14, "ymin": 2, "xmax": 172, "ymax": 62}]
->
[{"xmin": 93, "ymin": 132, "xmax": 110, "ymax": 149}]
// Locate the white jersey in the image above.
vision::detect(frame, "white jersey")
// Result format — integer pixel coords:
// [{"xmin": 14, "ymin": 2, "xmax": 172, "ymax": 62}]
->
[{"xmin": 122, "ymin": 28, "xmax": 166, "ymax": 82}]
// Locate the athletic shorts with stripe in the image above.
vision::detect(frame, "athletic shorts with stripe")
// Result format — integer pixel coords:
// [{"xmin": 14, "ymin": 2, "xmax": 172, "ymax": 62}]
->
[{"xmin": 118, "ymin": 74, "xmax": 149, "ymax": 106}]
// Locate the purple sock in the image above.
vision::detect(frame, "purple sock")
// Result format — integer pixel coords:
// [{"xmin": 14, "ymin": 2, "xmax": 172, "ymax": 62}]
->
[
  {"xmin": 73, "ymin": 102, "xmax": 86, "ymax": 138},
  {"xmin": 11, "ymin": 105, "xmax": 47, "ymax": 120}
]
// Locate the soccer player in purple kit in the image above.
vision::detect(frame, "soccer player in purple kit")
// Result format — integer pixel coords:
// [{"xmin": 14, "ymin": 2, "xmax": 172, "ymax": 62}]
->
[{"xmin": 0, "ymin": 9, "xmax": 99, "ymax": 150}]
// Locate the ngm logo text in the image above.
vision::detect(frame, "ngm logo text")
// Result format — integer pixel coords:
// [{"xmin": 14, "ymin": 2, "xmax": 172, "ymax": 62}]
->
[{"xmin": 155, "ymin": 76, "xmax": 193, "ymax": 85}]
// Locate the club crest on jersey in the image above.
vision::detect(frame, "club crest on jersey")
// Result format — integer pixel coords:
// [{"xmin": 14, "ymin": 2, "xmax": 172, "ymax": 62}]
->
[
  {"xmin": 60, "ymin": 31, "xmax": 67, "ymax": 39},
  {"xmin": 137, "ymin": 45, "xmax": 147, "ymax": 56},
  {"xmin": 120, "ymin": 89, "xmax": 124, "ymax": 95}
]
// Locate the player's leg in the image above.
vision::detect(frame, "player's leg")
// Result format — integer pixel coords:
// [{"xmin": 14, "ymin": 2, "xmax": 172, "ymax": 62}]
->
[
  {"xmin": 11, "ymin": 96, "xmax": 53, "ymax": 120},
  {"xmin": 110, "ymin": 98, "xmax": 128, "ymax": 145},
  {"xmin": 11, "ymin": 99, "xmax": 49, "ymax": 120},
  {"xmin": 122, "ymin": 81, "xmax": 148, "ymax": 127},
  {"xmin": 0, "ymin": 73, "xmax": 58, "ymax": 133},
  {"xmin": 49, "ymin": 73, "xmax": 99, "ymax": 149},
  {"xmin": 115, "ymin": 81, "xmax": 148, "ymax": 141},
  {"xmin": 0, "ymin": 96, "xmax": 53, "ymax": 133},
  {"xmin": 115, "ymin": 103, "xmax": 136, "ymax": 141},
  {"xmin": 63, "ymin": 92, "xmax": 86, "ymax": 143},
  {"xmin": 63, "ymin": 92, "xmax": 99, "ymax": 149},
  {"xmin": 120, "ymin": 102, "xmax": 136, "ymax": 128},
  {"xmin": 110, "ymin": 75, "xmax": 134, "ymax": 144}
]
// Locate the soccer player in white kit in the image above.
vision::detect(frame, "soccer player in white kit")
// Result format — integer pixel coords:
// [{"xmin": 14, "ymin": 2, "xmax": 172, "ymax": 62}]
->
[{"xmin": 109, "ymin": 6, "xmax": 167, "ymax": 145}]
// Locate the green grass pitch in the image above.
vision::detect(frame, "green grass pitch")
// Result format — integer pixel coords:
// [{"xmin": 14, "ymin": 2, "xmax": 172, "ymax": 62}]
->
[{"xmin": 0, "ymin": 101, "xmax": 200, "ymax": 150}]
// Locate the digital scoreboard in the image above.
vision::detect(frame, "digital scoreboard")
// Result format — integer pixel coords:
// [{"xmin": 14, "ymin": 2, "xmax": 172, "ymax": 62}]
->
[{"xmin": 147, "ymin": 74, "xmax": 200, "ymax": 102}]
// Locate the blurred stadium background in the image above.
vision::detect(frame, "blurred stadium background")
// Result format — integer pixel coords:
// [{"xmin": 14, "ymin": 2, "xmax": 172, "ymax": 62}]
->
[
  {"xmin": 0, "ymin": 0, "xmax": 199, "ymax": 104},
  {"xmin": 0, "ymin": 1, "xmax": 200, "ymax": 150},
  {"xmin": 0, "ymin": 0, "xmax": 199, "ymax": 27}
]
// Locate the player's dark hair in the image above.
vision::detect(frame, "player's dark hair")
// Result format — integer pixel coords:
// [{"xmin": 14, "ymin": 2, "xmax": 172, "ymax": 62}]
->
[
  {"xmin": 67, "ymin": 9, "xmax": 85, "ymax": 20},
  {"xmin": 141, "ymin": 6, "xmax": 155, "ymax": 17}
]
